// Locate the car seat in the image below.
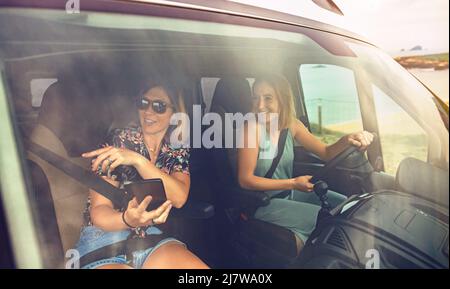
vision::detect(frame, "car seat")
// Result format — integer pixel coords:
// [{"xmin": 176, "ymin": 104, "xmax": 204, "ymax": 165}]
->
[
  {"xmin": 208, "ymin": 76, "xmax": 298, "ymax": 268},
  {"xmin": 26, "ymin": 75, "xmax": 113, "ymax": 267}
]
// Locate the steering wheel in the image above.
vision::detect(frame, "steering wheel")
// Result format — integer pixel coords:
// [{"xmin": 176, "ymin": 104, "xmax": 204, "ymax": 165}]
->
[
  {"xmin": 310, "ymin": 145, "xmax": 361, "ymax": 184},
  {"xmin": 311, "ymin": 145, "xmax": 362, "ymax": 217},
  {"xmin": 311, "ymin": 136, "xmax": 376, "ymax": 220}
]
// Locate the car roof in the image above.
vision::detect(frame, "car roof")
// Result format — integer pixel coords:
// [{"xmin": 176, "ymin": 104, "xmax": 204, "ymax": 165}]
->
[
  {"xmin": 0, "ymin": 0, "xmax": 375, "ymax": 48},
  {"xmin": 131, "ymin": 0, "xmax": 374, "ymax": 46}
]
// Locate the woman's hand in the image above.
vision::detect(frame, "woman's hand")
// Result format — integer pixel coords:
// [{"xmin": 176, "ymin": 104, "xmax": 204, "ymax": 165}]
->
[
  {"xmin": 82, "ymin": 146, "xmax": 149, "ymax": 174},
  {"xmin": 291, "ymin": 175, "xmax": 314, "ymax": 192},
  {"xmin": 123, "ymin": 196, "xmax": 172, "ymax": 228},
  {"xmin": 346, "ymin": 131, "xmax": 375, "ymax": 152}
]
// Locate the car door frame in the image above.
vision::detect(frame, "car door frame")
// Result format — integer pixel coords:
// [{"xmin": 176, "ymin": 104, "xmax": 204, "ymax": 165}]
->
[
  {"xmin": 0, "ymin": 63, "xmax": 43, "ymax": 268},
  {"xmin": 284, "ymin": 58, "xmax": 392, "ymax": 194}
]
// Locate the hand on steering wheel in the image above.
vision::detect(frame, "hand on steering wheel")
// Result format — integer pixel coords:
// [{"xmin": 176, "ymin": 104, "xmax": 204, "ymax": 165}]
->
[
  {"xmin": 311, "ymin": 132, "xmax": 377, "ymax": 184},
  {"xmin": 346, "ymin": 131, "xmax": 375, "ymax": 152}
]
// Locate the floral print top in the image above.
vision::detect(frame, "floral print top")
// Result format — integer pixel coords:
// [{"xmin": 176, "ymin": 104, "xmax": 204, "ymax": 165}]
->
[{"xmin": 83, "ymin": 125, "xmax": 190, "ymax": 237}]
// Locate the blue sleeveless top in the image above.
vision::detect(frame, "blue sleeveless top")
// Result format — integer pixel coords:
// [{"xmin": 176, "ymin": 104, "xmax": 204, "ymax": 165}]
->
[{"xmin": 254, "ymin": 128, "xmax": 294, "ymax": 198}]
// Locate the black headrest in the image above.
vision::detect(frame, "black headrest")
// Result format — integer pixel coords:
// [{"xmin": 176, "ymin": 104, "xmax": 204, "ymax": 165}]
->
[
  {"xmin": 38, "ymin": 79, "xmax": 113, "ymax": 157},
  {"xmin": 210, "ymin": 77, "xmax": 253, "ymax": 115}
]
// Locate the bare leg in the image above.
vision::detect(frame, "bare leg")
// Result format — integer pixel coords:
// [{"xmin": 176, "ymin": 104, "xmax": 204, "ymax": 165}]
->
[
  {"xmin": 96, "ymin": 264, "xmax": 133, "ymax": 269},
  {"xmin": 295, "ymin": 235, "xmax": 304, "ymax": 256},
  {"xmin": 142, "ymin": 241, "xmax": 209, "ymax": 269}
]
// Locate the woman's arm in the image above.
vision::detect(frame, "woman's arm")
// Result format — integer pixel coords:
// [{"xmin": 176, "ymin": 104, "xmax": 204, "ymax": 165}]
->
[
  {"xmin": 290, "ymin": 119, "xmax": 374, "ymax": 161},
  {"xmin": 89, "ymin": 176, "xmax": 173, "ymax": 231},
  {"xmin": 134, "ymin": 161, "xmax": 190, "ymax": 209},
  {"xmin": 83, "ymin": 147, "xmax": 190, "ymax": 209},
  {"xmin": 89, "ymin": 176, "xmax": 129, "ymax": 231}
]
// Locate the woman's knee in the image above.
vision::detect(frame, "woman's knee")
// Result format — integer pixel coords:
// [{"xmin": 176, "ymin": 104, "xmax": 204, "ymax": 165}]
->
[
  {"xmin": 143, "ymin": 241, "xmax": 209, "ymax": 269},
  {"xmin": 295, "ymin": 235, "xmax": 304, "ymax": 256}
]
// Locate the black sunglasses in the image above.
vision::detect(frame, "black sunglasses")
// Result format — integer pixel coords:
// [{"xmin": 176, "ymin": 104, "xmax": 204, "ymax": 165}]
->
[{"xmin": 137, "ymin": 98, "xmax": 173, "ymax": 114}]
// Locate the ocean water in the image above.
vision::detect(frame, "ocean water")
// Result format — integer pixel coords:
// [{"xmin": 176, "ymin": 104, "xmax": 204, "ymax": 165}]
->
[
  {"xmin": 409, "ymin": 68, "xmax": 449, "ymax": 103},
  {"xmin": 300, "ymin": 64, "xmax": 362, "ymax": 127},
  {"xmin": 300, "ymin": 65, "xmax": 449, "ymax": 129}
]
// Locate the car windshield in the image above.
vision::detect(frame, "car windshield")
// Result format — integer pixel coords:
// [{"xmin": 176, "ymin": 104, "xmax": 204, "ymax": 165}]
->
[
  {"xmin": 2, "ymin": 8, "xmax": 447, "ymax": 166},
  {"xmin": 0, "ymin": 7, "xmax": 448, "ymax": 269}
]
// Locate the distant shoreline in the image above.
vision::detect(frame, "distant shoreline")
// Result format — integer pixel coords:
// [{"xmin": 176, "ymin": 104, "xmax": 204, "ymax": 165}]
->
[
  {"xmin": 408, "ymin": 68, "xmax": 449, "ymax": 104},
  {"xmin": 395, "ymin": 53, "xmax": 449, "ymax": 70}
]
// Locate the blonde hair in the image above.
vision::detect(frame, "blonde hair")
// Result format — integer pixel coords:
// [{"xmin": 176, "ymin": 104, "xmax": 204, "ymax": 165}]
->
[{"xmin": 253, "ymin": 73, "xmax": 297, "ymax": 130}]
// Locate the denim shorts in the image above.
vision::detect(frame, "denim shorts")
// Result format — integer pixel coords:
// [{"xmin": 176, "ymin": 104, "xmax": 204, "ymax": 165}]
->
[{"xmin": 75, "ymin": 226, "xmax": 185, "ymax": 269}]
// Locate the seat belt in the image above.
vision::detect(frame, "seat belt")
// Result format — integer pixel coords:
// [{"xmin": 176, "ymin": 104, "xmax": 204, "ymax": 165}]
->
[
  {"xmin": 26, "ymin": 140, "xmax": 171, "ymax": 266},
  {"xmin": 78, "ymin": 233, "xmax": 169, "ymax": 268},
  {"xmin": 263, "ymin": 128, "xmax": 290, "ymax": 199},
  {"xmin": 264, "ymin": 128, "xmax": 289, "ymax": 179},
  {"xmin": 237, "ymin": 129, "xmax": 290, "ymax": 220},
  {"xmin": 26, "ymin": 140, "xmax": 128, "ymax": 209}
]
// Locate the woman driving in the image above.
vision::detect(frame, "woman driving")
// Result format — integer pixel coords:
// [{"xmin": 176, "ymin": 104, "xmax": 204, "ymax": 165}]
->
[{"xmin": 237, "ymin": 73, "xmax": 374, "ymax": 254}]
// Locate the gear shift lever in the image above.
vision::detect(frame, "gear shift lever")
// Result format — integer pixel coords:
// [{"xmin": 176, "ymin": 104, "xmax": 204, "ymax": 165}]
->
[{"xmin": 314, "ymin": 180, "xmax": 332, "ymax": 221}]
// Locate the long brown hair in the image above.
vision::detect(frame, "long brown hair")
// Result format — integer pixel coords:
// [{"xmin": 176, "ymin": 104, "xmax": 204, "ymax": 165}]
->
[{"xmin": 253, "ymin": 73, "xmax": 297, "ymax": 130}]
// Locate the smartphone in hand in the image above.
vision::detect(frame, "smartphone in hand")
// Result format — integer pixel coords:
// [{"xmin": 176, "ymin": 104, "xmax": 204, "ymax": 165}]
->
[{"xmin": 124, "ymin": 179, "xmax": 167, "ymax": 211}]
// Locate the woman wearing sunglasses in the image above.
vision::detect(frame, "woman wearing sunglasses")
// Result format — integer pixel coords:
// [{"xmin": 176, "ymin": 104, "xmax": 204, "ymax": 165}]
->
[{"xmin": 75, "ymin": 78, "xmax": 208, "ymax": 269}]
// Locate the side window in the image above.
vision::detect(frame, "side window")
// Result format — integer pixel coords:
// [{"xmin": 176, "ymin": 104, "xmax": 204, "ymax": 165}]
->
[
  {"xmin": 372, "ymin": 85, "xmax": 428, "ymax": 175},
  {"xmin": 299, "ymin": 64, "xmax": 363, "ymax": 144}
]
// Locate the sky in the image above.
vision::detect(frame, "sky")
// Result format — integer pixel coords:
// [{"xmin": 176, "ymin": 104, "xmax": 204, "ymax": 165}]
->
[{"xmin": 230, "ymin": 0, "xmax": 449, "ymax": 53}]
